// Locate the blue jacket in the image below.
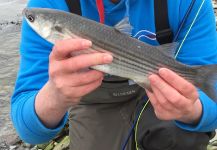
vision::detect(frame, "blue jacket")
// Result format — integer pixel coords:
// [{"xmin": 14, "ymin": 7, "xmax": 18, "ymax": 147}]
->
[{"xmin": 11, "ymin": 0, "xmax": 217, "ymax": 144}]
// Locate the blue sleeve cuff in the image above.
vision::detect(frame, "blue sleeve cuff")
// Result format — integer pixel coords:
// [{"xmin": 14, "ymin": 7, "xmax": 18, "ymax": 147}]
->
[
  {"xmin": 175, "ymin": 91, "xmax": 217, "ymax": 132},
  {"xmin": 15, "ymin": 92, "xmax": 68, "ymax": 144}
]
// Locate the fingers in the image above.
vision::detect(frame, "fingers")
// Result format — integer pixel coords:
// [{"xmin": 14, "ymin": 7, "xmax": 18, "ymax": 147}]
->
[
  {"xmin": 51, "ymin": 39, "xmax": 92, "ymax": 60},
  {"xmin": 149, "ymin": 83, "xmax": 175, "ymax": 111},
  {"xmin": 148, "ymin": 74, "xmax": 193, "ymax": 110},
  {"xmin": 47, "ymin": 38, "xmax": 112, "ymax": 107},
  {"xmin": 63, "ymin": 78, "xmax": 103, "ymax": 100},
  {"xmin": 55, "ymin": 70, "xmax": 104, "ymax": 87},
  {"xmin": 145, "ymin": 69, "xmax": 201, "ymax": 123},
  {"xmin": 60, "ymin": 52, "xmax": 113, "ymax": 72},
  {"xmin": 159, "ymin": 68, "xmax": 198, "ymax": 100},
  {"xmin": 146, "ymin": 89, "xmax": 176, "ymax": 120}
]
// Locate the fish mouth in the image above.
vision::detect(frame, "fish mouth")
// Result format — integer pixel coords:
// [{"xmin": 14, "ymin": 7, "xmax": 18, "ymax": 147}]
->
[{"xmin": 22, "ymin": 8, "xmax": 28, "ymax": 18}]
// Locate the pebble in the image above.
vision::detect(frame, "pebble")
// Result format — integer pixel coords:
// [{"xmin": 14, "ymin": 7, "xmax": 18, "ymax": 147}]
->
[{"xmin": 9, "ymin": 145, "xmax": 17, "ymax": 150}]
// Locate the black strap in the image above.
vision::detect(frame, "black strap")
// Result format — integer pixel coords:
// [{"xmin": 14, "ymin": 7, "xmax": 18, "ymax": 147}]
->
[
  {"xmin": 154, "ymin": 0, "xmax": 173, "ymax": 44},
  {"xmin": 65, "ymin": 0, "xmax": 82, "ymax": 16}
]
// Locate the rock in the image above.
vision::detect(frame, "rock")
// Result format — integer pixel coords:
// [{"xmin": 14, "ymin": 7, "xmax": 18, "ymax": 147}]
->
[
  {"xmin": 53, "ymin": 136, "xmax": 70, "ymax": 150},
  {"xmin": 30, "ymin": 145, "xmax": 40, "ymax": 150},
  {"xmin": 5, "ymin": 135, "xmax": 20, "ymax": 146},
  {"xmin": 23, "ymin": 143, "xmax": 32, "ymax": 148},
  {"xmin": 36, "ymin": 143, "xmax": 50, "ymax": 149},
  {"xmin": 0, "ymin": 142, "xmax": 9, "ymax": 150},
  {"xmin": 44, "ymin": 141, "xmax": 56, "ymax": 150},
  {"xmin": 9, "ymin": 145, "xmax": 17, "ymax": 150}
]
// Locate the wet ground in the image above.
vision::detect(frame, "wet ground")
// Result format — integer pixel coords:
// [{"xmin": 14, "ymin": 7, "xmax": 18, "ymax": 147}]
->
[{"xmin": 0, "ymin": 0, "xmax": 26, "ymax": 144}]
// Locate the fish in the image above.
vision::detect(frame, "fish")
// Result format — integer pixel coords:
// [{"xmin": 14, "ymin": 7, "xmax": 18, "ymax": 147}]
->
[{"xmin": 23, "ymin": 8, "xmax": 217, "ymax": 101}]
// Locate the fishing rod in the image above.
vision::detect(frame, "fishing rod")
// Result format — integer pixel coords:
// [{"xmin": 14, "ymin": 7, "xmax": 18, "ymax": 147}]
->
[{"xmin": 173, "ymin": 0, "xmax": 197, "ymax": 42}]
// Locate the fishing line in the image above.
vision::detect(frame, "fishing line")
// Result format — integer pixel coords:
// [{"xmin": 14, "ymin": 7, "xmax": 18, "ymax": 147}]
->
[
  {"xmin": 121, "ymin": 98, "xmax": 147, "ymax": 150},
  {"xmin": 134, "ymin": 0, "xmax": 205, "ymax": 150},
  {"xmin": 175, "ymin": 0, "xmax": 205, "ymax": 58},
  {"xmin": 134, "ymin": 99, "xmax": 150, "ymax": 150}
]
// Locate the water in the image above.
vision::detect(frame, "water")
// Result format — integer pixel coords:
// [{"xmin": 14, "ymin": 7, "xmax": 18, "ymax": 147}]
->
[{"xmin": 0, "ymin": 0, "xmax": 27, "ymax": 143}]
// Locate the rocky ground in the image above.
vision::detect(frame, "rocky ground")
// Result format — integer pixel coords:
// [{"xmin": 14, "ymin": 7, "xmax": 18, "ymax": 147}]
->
[{"xmin": 0, "ymin": 124, "xmax": 69, "ymax": 150}]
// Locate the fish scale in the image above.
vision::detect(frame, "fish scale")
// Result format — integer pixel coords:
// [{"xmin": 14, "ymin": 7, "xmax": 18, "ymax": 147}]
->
[{"xmin": 23, "ymin": 8, "xmax": 217, "ymax": 101}]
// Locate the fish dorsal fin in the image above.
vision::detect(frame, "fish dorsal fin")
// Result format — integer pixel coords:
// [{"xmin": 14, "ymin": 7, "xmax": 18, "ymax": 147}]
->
[
  {"xmin": 156, "ymin": 42, "xmax": 179, "ymax": 57},
  {"xmin": 114, "ymin": 17, "xmax": 133, "ymax": 35}
]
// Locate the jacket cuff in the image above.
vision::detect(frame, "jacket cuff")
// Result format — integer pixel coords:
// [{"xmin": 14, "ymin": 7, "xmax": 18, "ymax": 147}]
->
[
  {"xmin": 22, "ymin": 92, "xmax": 68, "ymax": 143},
  {"xmin": 175, "ymin": 91, "xmax": 217, "ymax": 132}
]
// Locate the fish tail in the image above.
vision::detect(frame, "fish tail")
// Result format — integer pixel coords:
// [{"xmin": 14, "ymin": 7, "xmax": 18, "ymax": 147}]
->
[{"xmin": 194, "ymin": 64, "xmax": 217, "ymax": 102}]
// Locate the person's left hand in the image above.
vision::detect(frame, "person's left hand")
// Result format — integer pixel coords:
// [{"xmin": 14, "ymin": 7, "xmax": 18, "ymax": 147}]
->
[{"xmin": 146, "ymin": 68, "xmax": 202, "ymax": 125}]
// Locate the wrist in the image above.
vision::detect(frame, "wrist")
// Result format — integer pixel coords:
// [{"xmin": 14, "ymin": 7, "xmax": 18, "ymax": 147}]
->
[
  {"xmin": 47, "ymin": 80, "xmax": 81, "ymax": 109},
  {"xmin": 178, "ymin": 99, "xmax": 202, "ymax": 125},
  {"xmin": 46, "ymin": 81, "xmax": 71, "ymax": 110},
  {"xmin": 35, "ymin": 82, "xmax": 69, "ymax": 128}
]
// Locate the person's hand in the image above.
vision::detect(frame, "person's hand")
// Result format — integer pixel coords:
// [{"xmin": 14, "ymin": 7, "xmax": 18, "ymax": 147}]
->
[
  {"xmin": 47, "ymin": 38, "xmax": 113, "ymax": 108},
  {"xmin": 35, "ymin": 38, "xmax": 113, "ymax": 128},
  {"xmin": 146, "ymin": 68, "xmax": 202, "ymax": 125}
]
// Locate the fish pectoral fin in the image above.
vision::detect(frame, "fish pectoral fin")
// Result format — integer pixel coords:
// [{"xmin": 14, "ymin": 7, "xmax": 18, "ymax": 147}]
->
[
  {"xmin": 59, "ymin": 27, "xmax": 80, "ymax": 39},
  {"xmin": 156, "ymin": 42, "xmax": 179, "ymax": 57},
  {"xmin": 114, "ymin": 17, "xmax": 133, "ymax": 35}
]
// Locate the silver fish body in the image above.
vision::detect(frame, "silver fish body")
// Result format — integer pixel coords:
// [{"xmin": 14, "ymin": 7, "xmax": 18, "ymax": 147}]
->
[{"xmin": 23, "ymin": 8, "xmax": 217, "ymax": 101}]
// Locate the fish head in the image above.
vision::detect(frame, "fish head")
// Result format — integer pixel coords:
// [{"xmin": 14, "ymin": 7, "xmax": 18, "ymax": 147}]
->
[{"xmin": 22, "ymin": 8, "xmax": 70, "ymax": 43}]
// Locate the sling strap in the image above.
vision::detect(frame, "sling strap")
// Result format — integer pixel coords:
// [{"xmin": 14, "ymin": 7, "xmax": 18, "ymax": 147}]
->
[
  {"xmin": 65, "ymin": 0, "xmax": 82, "ymax": 16},
  {"xmin": 154, "ymin": 0, "xmax": 173, "ymax": 44},
  {"xmin": 65, "ymin": 0, "xmax": 174, "ymax": 44}
]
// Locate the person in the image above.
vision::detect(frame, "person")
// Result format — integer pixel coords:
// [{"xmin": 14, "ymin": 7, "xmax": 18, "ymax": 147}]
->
[{"xmin": 11, "ymin": 0, "xmax": 217, "ymax": 150}]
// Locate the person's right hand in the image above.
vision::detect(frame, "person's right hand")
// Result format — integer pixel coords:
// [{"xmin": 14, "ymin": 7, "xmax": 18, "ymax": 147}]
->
[
  {"xmin": 49, "ymin": 38, "xmax": 113, "ymax": 107},
  {"xmin": 35, "ymin": 38, "xmax": 113, "ymax": 128}
]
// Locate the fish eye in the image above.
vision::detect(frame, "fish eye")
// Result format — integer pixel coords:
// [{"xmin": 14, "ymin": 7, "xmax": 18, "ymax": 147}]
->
[{"xmin": 27, "ymin": 15, "xmax": 35, "ymax": 22}]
